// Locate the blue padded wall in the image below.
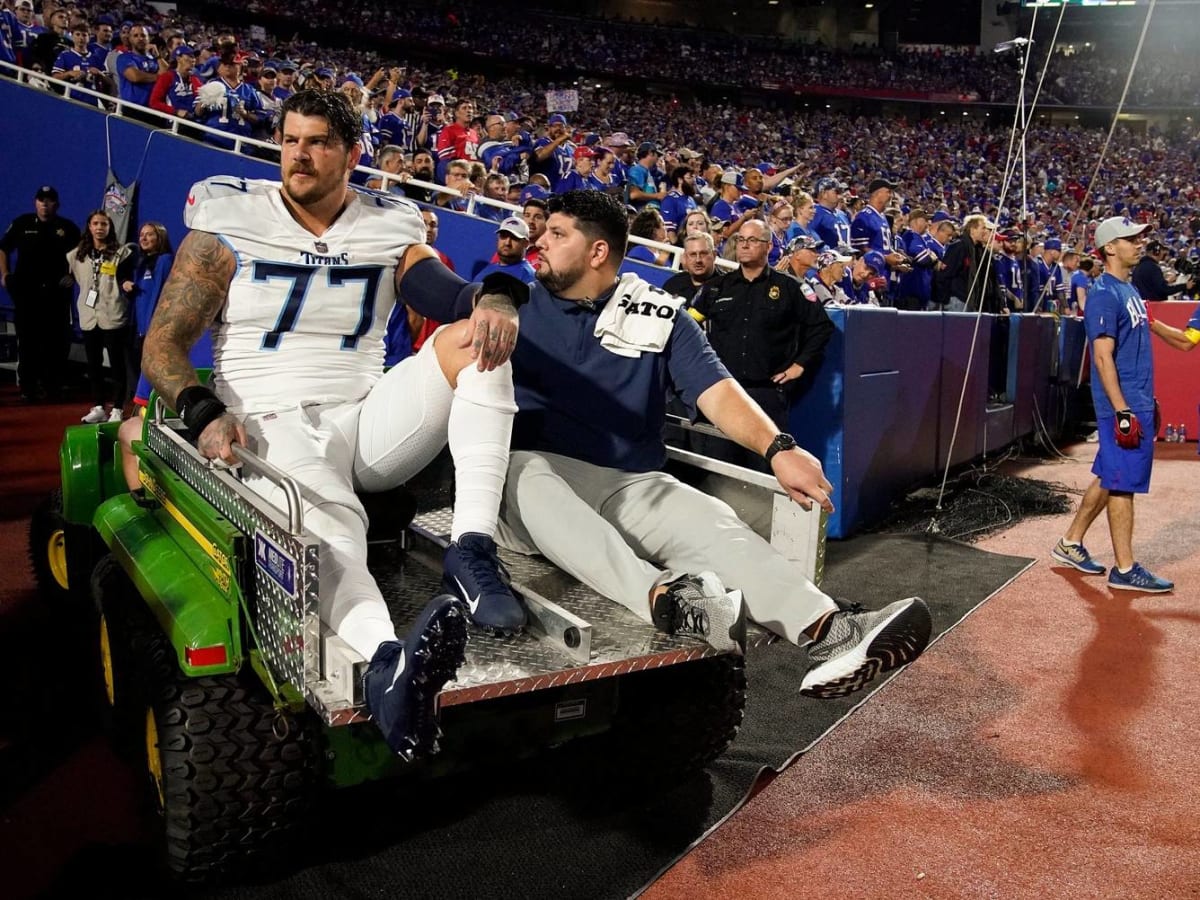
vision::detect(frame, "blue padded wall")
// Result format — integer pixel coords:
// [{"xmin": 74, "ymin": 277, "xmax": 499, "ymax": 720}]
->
[
  {"xmin": 938, "ymin": 313, "xmax": 992, "ymax": 469},
  {"xmin": 1, "ymin": 78, "xmax": 1067, "ymax": 539}
]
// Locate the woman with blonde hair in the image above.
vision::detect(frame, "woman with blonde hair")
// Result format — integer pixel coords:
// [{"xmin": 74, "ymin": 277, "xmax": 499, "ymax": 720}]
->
[{"xmin": 67, "ymin": 210, "xmax": 133, "ymax": 422}]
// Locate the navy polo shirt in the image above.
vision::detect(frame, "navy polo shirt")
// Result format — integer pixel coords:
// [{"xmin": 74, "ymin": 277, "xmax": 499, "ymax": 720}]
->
[{"xmin": 511, "ymin": 279, "xmax": 730, "ymax": 472}]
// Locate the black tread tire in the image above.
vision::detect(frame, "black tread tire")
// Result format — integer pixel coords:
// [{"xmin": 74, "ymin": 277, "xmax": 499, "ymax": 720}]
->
[
  {"xmin": 29, "ymin": 489, "xmax": 71, "ymax": 603},
  {"xmin": 142, "ymin": 626, "xmax": 321, "ymax": 883},
  {"xmin": 91, "ymin": 555, "xmax": 155, "ymax": 760},
  {"xmin": 607, "ymin": 654, "xmax": 747, "ymax": 781}
]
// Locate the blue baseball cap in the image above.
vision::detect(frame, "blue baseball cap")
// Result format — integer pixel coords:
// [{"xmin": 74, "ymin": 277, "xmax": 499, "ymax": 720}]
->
[
  {"xmin": 97, "ymin": 14, "xmax": 116, "ymax": 26},
  {"xmin": 547, "ymin": 113, "xmax": 568, "ymax": 126},
  {"xmin": 815, "ymin": 176, "xmax": 847, "ymax": 194},
  {"xmin": 863, "ymin": 250, "xmax": 888, "ymax": 274},
  {"xmin": 930, "ymin": 211, "xmax": 957, "ymax": 224},
  {"xmin": 1044, "ymin": 238, "xmax": 1062, "ymax": 251},
  {"xmin": 392, "ymin": 88, "xmax": 411, "ymax": 101},
  {"xmin": 342, "ymin": 73, "xmax": 363, "ymax": 88},
  {"xmin": 171, "ymin": 45, "xmax": 195, "ymax": 60},
  {"xmin": 520, "ymin": 184, "xmax": 549, "ymax": 204},
  {"xmin": 314, "ymin": 67, "xmax": 334, "ymax": 79},
  {"xmin": 278, "ymin": 59, "xmax": 297, "ymax": 72}
]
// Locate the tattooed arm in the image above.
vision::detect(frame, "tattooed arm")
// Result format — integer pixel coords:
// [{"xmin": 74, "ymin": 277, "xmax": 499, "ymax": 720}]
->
[
  {"xmin": 395, "ymin": 243, "xmax": 520, "ymax": 371},
  {"xmin": 143, "ymin": 230, "xmax": 246, "ymax": 463}
]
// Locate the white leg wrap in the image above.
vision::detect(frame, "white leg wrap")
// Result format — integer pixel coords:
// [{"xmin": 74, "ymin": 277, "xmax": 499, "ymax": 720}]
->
[{"xmin": 448, "ymin": 362, "xmax": 516, "ymax": 541}]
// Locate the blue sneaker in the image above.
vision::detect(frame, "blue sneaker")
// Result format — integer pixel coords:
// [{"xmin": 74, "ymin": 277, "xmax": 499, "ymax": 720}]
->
[
  {"xmin": 1108, "ymin": 563, "xmax": 1174, "ymax": 594},
  {"xmin": 1051, "ymin": 539, "xmax": 1107, "ymax": 575},
  {"xmin": 442, "ymin": 533, "xmax": 527, "ymax": 634},
  {"xmin": 362, "ymin": 595, "xmax": 468, "ymax": 760}
]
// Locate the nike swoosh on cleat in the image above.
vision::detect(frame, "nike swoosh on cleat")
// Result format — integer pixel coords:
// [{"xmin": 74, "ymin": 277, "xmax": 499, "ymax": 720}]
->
[
  {"xmin": 384, "ymin": 649, "xmax": 407, "ymax": 695},
  {"xmin": 453, "ymin": 576, "xmax": 482, "ymax": 615}
]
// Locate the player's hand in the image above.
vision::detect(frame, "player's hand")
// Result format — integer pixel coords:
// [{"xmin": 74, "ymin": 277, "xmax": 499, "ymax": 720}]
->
[
  {"xmin": 1114, "ymin": 409, "xmax": 1142, "ymax": 449},
  {"xmin": 121, "ymin": 280, "xmax": 134, "ymax": 293},
  {"xmin": 771, "ymin": 363, "xmax": 805, "ymax": 385},
  {"xmin": 197, "ymin": 413, "xmax": 248, "ymax": 466},
  {"xmin": 463, "ymin": 295, "xmax": 519, "ymax": 371},
  {"xmin": 771, "ymin": 446, "xmax": 834, "ymax": 513}
]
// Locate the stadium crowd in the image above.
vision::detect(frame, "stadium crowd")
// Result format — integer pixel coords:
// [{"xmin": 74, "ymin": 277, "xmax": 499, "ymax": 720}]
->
[{"xmin": 5, "ymin": 0, "xmax": 1200, "ymax": 314}]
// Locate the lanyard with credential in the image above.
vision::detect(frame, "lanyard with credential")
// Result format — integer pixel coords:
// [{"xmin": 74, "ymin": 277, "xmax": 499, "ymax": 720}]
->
[{"xmin": 84, "ymin": 252, "xmax": 103, "ymax": 309}]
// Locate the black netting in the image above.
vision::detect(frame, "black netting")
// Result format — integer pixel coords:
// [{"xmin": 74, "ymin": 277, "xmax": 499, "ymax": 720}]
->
[{"xmin": 870, "ymin": 465, "xmax": 1076, "ymax": 543}]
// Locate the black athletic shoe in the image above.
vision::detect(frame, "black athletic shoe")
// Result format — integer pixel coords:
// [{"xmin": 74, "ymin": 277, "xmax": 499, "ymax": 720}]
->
[
  {"xmin": 652, "ymin": 571, "xmax": 747, "ymax": 654},
  {"xmin": 442, "ymin": 533, "xmax": 527, "ymax": 634},
  {"xmin": 800, "ymin": 597, "xmax": 932, "ymax": 699},
  {"xmin": 362, "ymin": 595, "xmax": 468, "ymax": 760}
]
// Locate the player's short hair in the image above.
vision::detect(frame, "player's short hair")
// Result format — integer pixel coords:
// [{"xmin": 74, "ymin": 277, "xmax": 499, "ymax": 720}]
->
[
  {"xmin": 279, "ymin": 90, "xmax": 361, "ymax": 151},
  {"xmin": 683, "ymin": 232, "xmax": 715, "ymax": 253},
  {"xmin": 547, "ymin": 190, "xmax": 629, "ymax": 261}
]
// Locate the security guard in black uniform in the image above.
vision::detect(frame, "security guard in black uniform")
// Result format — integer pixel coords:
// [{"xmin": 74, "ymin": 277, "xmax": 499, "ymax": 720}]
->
[
  {"xmin": 0, "ymin": 186, "xmax": 81, "ymax": 400},
  {"xmin": 690, "ymin": 218, "xmax": 834, "ymax": 430}
]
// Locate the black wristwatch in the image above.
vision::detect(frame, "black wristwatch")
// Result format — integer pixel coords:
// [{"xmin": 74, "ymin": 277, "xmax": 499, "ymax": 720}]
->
[{"xmin": 764, "ymin": 433, "xmax": 798, "ymax": 466}]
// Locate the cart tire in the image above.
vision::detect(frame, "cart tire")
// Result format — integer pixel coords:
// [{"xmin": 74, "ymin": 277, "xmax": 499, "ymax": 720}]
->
[
  {"xmin": 29, "ymin": 489, "xmax": 71, "ymax": 602},
  {"xmin": 608, "ymin": 654, "xmax": 746, "ymax": 780},
  {"xmin": 141, "ymin": 630, "xmax": 320, "ymax": 882},
  {"xmin": 92, "ymin": 555, "xmax": 157, "ymax": 760}
]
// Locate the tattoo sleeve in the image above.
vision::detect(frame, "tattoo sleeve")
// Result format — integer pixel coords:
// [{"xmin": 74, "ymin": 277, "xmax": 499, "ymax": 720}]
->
[{"xmin": 142, "ymin": 231, "xmax": 235, "ymax": 408}]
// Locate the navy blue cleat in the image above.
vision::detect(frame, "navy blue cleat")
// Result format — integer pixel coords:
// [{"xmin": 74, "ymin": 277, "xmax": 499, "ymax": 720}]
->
[
  {"xmin": 362, "ymin": 595, "xmax": 468, "ymax": 760},
  {"xmin": 442, "ymin": 533, "xmax": 527, "ymax": 635}
]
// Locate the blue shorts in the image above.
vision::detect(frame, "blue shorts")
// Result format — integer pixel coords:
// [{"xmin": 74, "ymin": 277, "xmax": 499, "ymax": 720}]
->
[{"xmin": 1092, "ymin": 410, "xmax": 1154, "ymax": 494}]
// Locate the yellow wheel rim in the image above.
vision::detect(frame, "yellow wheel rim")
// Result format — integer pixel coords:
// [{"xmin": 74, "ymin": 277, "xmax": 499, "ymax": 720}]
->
[
  {"xmin": 146, "ymin": 707, "xmax": 165, "ymax": 810},
  {"xmin": 100, "ymin": 615, "xmax": 115, "ymax": 707},
  {"xmin": 47, "ymin": 529, "xmax": 69, "ymax": 590}
]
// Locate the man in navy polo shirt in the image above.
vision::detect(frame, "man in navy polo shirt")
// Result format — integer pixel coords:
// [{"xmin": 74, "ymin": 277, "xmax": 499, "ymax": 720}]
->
[
  {"xmin": 497, "ymin": 190, "xmax": 931, "ymax": 693},
  {"xmin": 1051, "ymin": 216, "xmax": 1173, "ymax": 593}
]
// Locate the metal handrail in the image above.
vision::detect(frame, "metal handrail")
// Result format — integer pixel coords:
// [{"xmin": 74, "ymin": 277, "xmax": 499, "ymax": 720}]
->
[
  {"xmin": 0, "ymin": 59, "xmax": 694, "ymax": 269},
  {"xmin": 151, "ymin": 395, "xmax": 304, "ymax": 534}
]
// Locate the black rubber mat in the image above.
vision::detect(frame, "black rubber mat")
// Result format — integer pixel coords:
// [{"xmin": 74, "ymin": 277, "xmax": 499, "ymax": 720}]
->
[{"xmin": 29, "ymin": 534, "xmax": 1030, "ymax": 900}]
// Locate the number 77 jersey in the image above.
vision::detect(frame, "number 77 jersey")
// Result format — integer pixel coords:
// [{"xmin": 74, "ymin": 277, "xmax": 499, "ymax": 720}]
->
[{"xmin": 184, "ymin": 177, "xmax": 427, "ymax": 415}]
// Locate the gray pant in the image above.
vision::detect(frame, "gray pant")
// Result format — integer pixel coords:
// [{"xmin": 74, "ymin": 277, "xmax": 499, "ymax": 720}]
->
[{"xmin": 497, "ymin": 451, "xmax": 836, "ymax": 645}]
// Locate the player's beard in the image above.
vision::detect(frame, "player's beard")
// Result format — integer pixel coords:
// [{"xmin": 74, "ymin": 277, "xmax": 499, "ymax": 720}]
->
[
  {"xmin": 536, "ymin": 256, "xmax": 586, "ymax": 296},
  {"xmin": 284, "ymin": 164, "xmax": 341, "ymax": 207}
]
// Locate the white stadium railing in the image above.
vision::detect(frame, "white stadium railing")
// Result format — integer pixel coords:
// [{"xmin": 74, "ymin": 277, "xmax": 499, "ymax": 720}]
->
[{"xmin": 1, "ymin": 61, "xmax": 730, "ymax": 272}]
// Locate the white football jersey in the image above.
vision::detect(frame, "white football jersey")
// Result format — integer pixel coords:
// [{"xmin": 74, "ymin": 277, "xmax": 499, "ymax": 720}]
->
[{"xmin": 184, "ymin": 176, "xmax": 426, "ymax": 414}]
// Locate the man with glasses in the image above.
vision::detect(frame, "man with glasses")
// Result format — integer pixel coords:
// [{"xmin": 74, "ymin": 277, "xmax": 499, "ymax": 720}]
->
[
  {"xmin": 1051, "ymin": 217, "xmax": 1173, "ymax": 593},
  {"xmin": 662, "ymin": 232, "xmax": 717, "ymax": 302},
  {"xmin": 690, "ymin": 219, "xmax": 833, "ymax": 431},
  {"xmin": 436, "ymin": 158, "xmax": 473, "ymax": 211}
]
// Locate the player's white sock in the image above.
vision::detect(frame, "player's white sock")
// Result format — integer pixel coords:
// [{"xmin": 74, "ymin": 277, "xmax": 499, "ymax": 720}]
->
[{"xmin": 448, "ymin": 362, "xmax": 517, "ymax": 541}]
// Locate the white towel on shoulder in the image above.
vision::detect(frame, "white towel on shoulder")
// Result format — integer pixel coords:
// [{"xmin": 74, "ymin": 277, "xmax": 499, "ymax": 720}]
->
[{"xmin": 593, "ymin": 273, "xmax": 686, "ymax": 358}]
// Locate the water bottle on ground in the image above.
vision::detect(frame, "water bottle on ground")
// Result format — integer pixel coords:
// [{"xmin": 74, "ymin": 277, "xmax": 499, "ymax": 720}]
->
[
  {"xmin": 1180, "ymin": 424, "xmax": 1188, "ymax": 443},
  {"xmin": 1165, "ymin": 424, "xmax": 1177, "ymax": 443}
]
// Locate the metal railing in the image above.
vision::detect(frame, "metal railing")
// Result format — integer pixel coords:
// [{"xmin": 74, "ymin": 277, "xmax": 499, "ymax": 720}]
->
[{"xmin": 1, "ymin": 60, "xmax": 725, "ymax": 272}]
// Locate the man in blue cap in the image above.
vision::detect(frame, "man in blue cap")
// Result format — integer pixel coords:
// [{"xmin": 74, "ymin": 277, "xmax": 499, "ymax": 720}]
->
[
  {"xmin": 810, "ymin": 175, "xmax": 851, "ymax": 251},
  {"xmin": 1030, "ymin": 236, "xmax": 1065, "ymax": 311},
  {"xmin": 273, "ymin": 59, "xmax": 296, "ymax": 100},
  {"xmin": 149, "ymin": 44, "xmax": 200, "ymax": 119},
  {"xmin": 531, "ymin": 112, "xmax": 574, "ymax": 192}
]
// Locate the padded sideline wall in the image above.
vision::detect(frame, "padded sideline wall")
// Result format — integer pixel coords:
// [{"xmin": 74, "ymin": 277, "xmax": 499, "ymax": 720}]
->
[{"xmin": 0, "ymin": 79, "xmax": 276, "ymax": 311}]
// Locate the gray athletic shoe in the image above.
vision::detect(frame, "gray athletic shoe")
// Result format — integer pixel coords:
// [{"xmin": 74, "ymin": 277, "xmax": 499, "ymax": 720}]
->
[
  {"xmin": 800, "ymin": 597, "xmax": 932, "ymax": 699},
  {"xmin": 652, "ymin": 571, "xmax": 747, "ymax": 654}
]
